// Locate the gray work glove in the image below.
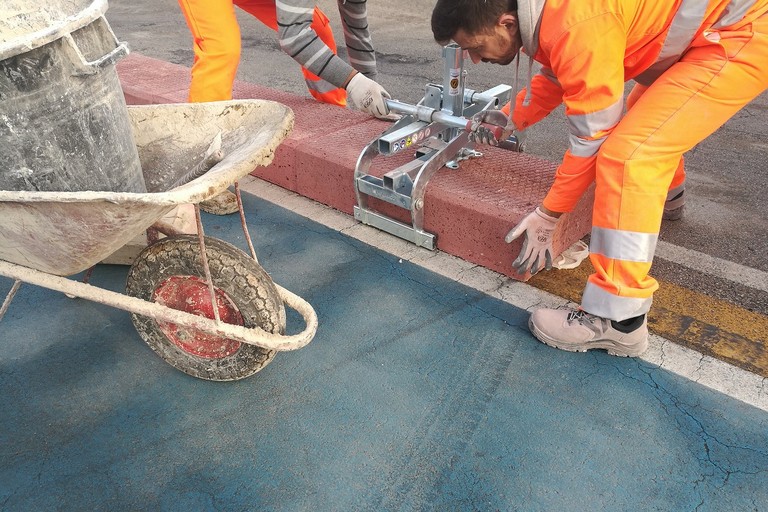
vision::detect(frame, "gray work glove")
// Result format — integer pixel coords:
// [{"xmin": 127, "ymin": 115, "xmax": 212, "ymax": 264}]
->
[
  {"xmin": 346, "ymin": 72, "xmax": 392, "ymax": 119},
  {"xmin": 469, "ymin": 109, "xmax": 515, "ymax": 145},
  {"xmin": 505, "ymin": 207, "xmax": 559, "ymax": 274}
]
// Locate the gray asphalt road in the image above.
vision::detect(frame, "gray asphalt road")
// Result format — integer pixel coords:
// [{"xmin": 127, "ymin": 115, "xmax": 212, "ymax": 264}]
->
[{"xmin": 106, "ymin": 0, "xmax": 768, "ymax": 314}]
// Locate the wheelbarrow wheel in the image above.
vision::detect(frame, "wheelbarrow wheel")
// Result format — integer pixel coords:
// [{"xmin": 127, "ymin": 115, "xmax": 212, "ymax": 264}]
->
[{"xmin": 125, "ymin": 235, "xmax": 286, "ymax": 381}]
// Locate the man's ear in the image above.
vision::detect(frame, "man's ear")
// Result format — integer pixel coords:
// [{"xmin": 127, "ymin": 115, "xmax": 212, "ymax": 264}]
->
[{"xmin": 498, "ymin": 13, "xmax": 518, "ymax": 32}]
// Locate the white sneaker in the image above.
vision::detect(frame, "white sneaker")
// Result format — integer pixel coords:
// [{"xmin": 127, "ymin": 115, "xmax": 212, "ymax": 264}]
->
[{"xmin": 528, "ymin": 308, "xmax": 649, "ymax": 357}]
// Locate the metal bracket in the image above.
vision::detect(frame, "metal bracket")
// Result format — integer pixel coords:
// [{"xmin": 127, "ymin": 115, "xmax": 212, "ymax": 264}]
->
[{"xmin": 353, "ymin": 44, "xmax": 516, "ymax": 249}]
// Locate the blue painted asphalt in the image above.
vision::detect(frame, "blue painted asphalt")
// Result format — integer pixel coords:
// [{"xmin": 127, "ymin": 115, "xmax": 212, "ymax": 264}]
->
[{"xmin": 1, "ymin": 192, "xmax": 767, "ymax": 511}]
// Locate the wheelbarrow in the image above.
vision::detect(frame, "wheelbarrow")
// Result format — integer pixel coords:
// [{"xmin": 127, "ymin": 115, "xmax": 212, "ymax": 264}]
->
[{"xmin": 0, "ymin": 100, "xmax": 318, "ymax": 381}]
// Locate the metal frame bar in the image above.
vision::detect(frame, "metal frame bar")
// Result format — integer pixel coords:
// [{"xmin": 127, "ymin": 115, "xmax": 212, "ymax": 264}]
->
[{"xmin": 353, "ymin": 44, "xmax": 513, "ymax": 250}]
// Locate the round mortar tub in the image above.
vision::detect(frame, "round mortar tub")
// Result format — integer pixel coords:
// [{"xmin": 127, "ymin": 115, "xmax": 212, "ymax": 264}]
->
[{"xmin": 0, "ymin": 0, "xmax": 146, "ymax": 192}]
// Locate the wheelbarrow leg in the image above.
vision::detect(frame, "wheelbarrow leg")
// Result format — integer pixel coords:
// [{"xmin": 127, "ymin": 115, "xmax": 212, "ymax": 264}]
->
[
  {"xmin": 193, "ymin": 183, "xmax": 259, "ymax": 323},
  {"xmin": 194, "ymin": 203, "xmax": 222, "ymax": 324},
  {"xmin": 82, "ymin": 266, "xmax": 95, "ymax": 284},
  {"xmin": 234, "ymin": 181, "xmax": 259, "ymax": 264},
  {"xmin": 0, "ymin": 280, "xmax": 22, "ymax": 322}
]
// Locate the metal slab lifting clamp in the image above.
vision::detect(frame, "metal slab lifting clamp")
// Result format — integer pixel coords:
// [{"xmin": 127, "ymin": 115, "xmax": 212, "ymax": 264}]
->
[{"xmin": 353, "ymin": 44, "xmax": 521, "ymax": 250}]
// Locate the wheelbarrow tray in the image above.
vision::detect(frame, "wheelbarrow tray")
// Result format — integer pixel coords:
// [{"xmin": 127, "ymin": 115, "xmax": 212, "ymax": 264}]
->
[{"xmin": 0, "ymin": 100, "xmax": 294, "ymax": 276}]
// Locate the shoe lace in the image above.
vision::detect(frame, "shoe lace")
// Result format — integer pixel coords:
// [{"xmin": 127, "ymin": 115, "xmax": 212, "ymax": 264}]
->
[{"xmin": 566, "ymin": 309, "xmax": 595, "ymax": 325}]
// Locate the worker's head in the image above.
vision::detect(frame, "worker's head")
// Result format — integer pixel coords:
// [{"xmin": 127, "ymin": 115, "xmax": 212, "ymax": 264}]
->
[{"xmin": 431, "ymin": 0, "xmax": 521, "ymax": 65}]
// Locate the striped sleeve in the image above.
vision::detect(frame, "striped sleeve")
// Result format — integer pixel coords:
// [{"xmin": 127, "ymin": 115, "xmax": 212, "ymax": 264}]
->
[
  {"xmin": 275, "ymin": 0, "xmax": 355, "ymax": 88},
  {"xmin": 336, "ymin": 0, "xmax": 378, "ymax": 79}
]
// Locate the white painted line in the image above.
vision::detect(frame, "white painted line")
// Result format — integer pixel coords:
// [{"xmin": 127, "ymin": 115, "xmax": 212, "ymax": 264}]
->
[
  {"xmin": 240, "ymin": 176, "xmax": 768, "ymax": 412},
  {"xmin": 656, "ymin": 240, "xmax": 768, "ymax": 292}
]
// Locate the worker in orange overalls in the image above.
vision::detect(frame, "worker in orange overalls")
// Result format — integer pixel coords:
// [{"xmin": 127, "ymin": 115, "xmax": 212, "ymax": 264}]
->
[
  {"xmin": 431, "ymin": 0, "xmax": 768, "ymax": 356},
  {"xmin": 178, "ymin": 0, "xmax": 392, "ymax": 213}
]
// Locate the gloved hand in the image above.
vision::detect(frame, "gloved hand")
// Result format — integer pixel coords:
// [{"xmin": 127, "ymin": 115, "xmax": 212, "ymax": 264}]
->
[
  {"xmin": 505, "ymin": 206, "xmax": 559, "ymax": 274},
  {"xmin": 470, "ymin": 109, "xmax": 515, "ymax": 146},
  {"xmin": 346, "ymin": 72, "xmax": 391, "ymax": 119}
]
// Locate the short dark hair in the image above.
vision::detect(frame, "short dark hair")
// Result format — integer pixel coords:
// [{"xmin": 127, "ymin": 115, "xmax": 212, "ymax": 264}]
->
[{"xmin": 431, "ymin": 0, "xmax": 518, "ymax": 44}]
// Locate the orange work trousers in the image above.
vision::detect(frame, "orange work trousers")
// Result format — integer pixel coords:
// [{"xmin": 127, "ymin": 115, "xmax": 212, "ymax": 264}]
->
[
  {"xmin": 583, "ymin": 13, "xmax": 768, "ymax": 320},
  {"xmin": 177, "ymin": 0, "xmax": 346, "ymax": 105}
]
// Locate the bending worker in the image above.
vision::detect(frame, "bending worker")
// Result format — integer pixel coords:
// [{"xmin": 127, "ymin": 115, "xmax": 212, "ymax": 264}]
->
[
  {"xmin": 431, "ymin": 0, "xmax": 768, "ymax": 356},
  {"xmin": 179, "ymin": 0, "xmax": 392, "ymax": 213}
]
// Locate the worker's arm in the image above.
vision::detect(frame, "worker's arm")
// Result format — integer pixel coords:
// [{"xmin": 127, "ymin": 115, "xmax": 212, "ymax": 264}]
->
[
  {"xmin": 473, "ymin": 69, "xmax": 563, "ymax": 146},
  {"xmin": 336, "ymin": 0, "xmax": 378, "ymax": 80},
  {"xmin": 504, "ymin": 68, "xmax": 564, "ymax": 130},
  {"xmin": 276, "ymin": 1, "xmax": 354, "ymax": 88},
  {"xmin": 540, "ymin": 12, "xmax": 627, "ymax": 214},
  {"xmin": 505, "ymin": 14, "xmax": 627, "ymax": 274},
  {"xmin": 335, "ymin": 0, "xmax": 394, "ymax": 117},
  {"xmin": 276, "ymin": 0, "xmax": 390, "ymax": 117}
]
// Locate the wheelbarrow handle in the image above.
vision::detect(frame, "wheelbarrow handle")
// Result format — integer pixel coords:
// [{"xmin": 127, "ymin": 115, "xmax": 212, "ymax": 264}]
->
[{"xmin": 0, "ymin": 259, "xmax": 317, "ymax": 352}]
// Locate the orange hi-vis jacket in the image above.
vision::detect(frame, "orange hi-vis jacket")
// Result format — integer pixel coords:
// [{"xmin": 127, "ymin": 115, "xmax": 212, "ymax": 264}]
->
[
  {"xmin": 514, "ymin": 0, "xmax": 768, "ymax": 320},
  {"xmin": 515, "ymin": 0, "xmax": 768, "ymax": 214}
]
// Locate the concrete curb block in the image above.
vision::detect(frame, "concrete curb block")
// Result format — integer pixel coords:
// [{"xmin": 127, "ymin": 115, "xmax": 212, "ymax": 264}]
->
[{"xmin": 117, "ymin": 52, "xmax": 594, "ymax": 281}]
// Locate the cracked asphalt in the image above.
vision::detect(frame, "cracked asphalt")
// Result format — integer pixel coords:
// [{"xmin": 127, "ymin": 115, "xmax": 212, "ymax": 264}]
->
[{"xmin": 1, "ymin": 192, "xmax": 766, "ymax": 511}]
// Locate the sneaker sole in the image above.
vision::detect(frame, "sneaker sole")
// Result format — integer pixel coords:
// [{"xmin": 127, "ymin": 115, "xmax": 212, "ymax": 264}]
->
[{"xmin": 527, "ymin": 317, "xmax": 648, "ymax": 357}]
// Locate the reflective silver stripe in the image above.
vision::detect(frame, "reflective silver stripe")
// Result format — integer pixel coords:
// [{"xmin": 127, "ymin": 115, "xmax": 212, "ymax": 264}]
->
[
  {"xmin": 635, "ymin": 0, "xmax": 709, "ymax": 85},
  {"xmin": 276, "ymin": 0, "xmax": 314, "ymax": 15},
  {"xmin": 713, "ymin": 0, "xmax": 758, "ymax": 28},
  {"xmin": 582, "ymin": 281, "xmax": 653, "ymax": 321},
  {"xmin": 301, "ymin": 47, "xmax": 333, "ymax": 69},
  {"xmin": 277, "ymin": 0, "xmax": 356, "ymax": 88},
  {"xmin": 278, "ymin": 27, "xmax": 312, "ymax": 46},
  {"xmin": 567, "ymin": 98, "xmax": 623, "ymax": 137},
  {"xmin": 338, "ymin": 0, "xmax": 377, "ymax": 77},
  {"xmin": 348, "ymin": 56, "xmax": 375, "ymax": 69},
  {"xmin": 666, "ymin": 182, "xmax": 685, "ymax": 201},
  {"xmin": 540, "ymin": 66, "xmax": 560, "ymax": 87},
  {"xmin": 590, "ymin": 226, "xmax": 658, "ymax": 263},
  {"xmin": 339, "ymin": 3, "xmax": 367, "ymax": 20},
  {"xmin": 305, "ymin": 78, "xmax": 341, "ymax": 94},
  {"xmin": 569, "ymin": 134, "xmax": 606, "ymax": 157}
]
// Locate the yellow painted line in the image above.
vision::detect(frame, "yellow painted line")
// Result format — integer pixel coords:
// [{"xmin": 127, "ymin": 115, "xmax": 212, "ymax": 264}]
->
[{"xmin": 529, "ymin": 263, "xmax": 768, "ymax": 378}]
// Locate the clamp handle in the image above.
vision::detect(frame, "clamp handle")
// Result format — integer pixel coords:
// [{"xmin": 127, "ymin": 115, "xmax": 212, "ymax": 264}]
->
[{"xmin": 463, "ymin": 120, "xmax": 505, "ymax": 140}]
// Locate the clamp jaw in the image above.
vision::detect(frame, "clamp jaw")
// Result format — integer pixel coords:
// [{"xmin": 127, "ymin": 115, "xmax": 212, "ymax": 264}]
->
[{"xmin": 353, "ymin": 44, "xmax": 522, "ymax": 250}]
